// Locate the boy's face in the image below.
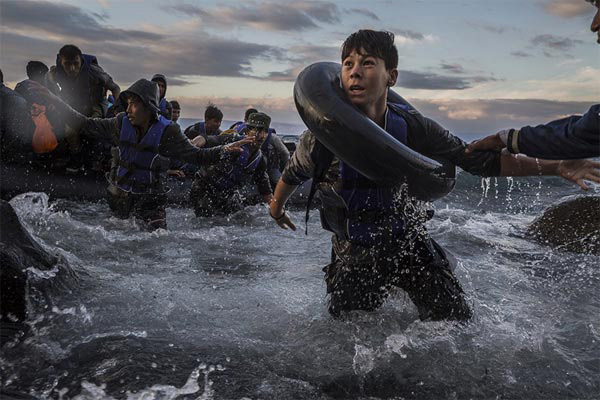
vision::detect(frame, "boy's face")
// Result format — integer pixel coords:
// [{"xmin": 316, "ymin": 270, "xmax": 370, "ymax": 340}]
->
[
  {"xmin": 171, "ymin": 108, "xmax": 180, "ymax": 122},
  {"xmin": 205, "ymin": 117, "xmax": 222, "ymax": 132},
  {"xmin": 246, "ymin": 126, "xmax": 268, "ymax": 147},
  {"xmin": 341, "ymin": 49, "xmax": 397, "ymax": 110},
  {"xmin": 126, "ymin": 96, "xmax": 151, "ymax": 127}
]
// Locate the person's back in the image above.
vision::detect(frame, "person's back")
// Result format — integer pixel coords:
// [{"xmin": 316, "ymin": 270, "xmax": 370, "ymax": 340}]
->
[{"xmin": 0, "ymin": 80, "xmax": 35, "ymax": 162}]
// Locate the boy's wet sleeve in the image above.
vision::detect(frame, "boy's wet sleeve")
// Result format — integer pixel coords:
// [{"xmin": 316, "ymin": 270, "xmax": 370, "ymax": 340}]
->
[
  {"xmin": 415, "ymin": 117, "xmax": 502, "ymax": 177},
  {"xmin": 281, "ymin": 130, "xmax": 316, "ymax": 185}
]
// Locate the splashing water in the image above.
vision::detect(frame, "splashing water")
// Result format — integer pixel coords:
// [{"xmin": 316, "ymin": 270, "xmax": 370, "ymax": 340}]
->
[{"xmin": 1, "ymin": 172, "xmax": 598, "ymax": 399}]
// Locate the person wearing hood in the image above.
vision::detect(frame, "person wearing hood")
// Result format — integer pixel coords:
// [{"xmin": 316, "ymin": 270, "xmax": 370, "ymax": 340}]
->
[
  {"xmin": 189, "ymin": 112, "xmax": 273, "ymax": 217},
  {"xmin": 27, "ymin": 78, "xmax": 251, "ymax": 230},
  {"xmin": 151, "ymin": 74, "xmax": 172, "ymax": 120}
]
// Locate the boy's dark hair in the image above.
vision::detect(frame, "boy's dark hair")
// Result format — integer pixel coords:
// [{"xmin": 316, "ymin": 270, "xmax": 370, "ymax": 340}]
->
[
  {"xmin": 170, "ymin": 100, "xmax": 181, "ymax": 110},
  {"xmin": 205, "ymin": 104, "xmax": 223, "ymax": 121},
  {"xmin": 341, "ymin": 30, "xmax": 398, "ymax": 70},
  {"xmin": 244, "ymin": 107, "xmax": 258, "ymax": 121},
  {"xmin": 0, "ymin": 68, "xmax": 3, "ymax": 83},
  {"xmin": 58, "ymin": 44, "xmax": 82, "ymax": 60},
  {"xmin": 26, "ymin": 61, "xmax": 49, "ymax": 80}
]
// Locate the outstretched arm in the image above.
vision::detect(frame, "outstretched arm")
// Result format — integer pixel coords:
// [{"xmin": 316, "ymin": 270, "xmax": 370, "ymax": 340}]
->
[
  {"xmin": 500, "ymin": 153, "xmax": 600, "ymax": 190},
  {"xmin": 466, "ymin": 104, "xmax": 600, "ymax": 160},
  {"xmin": 269, "ymin": 180, "xmax": 298, "ymax": 230}
]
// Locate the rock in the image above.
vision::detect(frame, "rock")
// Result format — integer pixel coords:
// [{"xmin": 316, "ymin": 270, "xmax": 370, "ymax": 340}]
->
[
  {"xmin": 528, "ymin": 195, "xmax": 600, "ymax": 254},
  {"xmin": 0, "ymin": 200, "xmax": 57, "ymax": 345}
]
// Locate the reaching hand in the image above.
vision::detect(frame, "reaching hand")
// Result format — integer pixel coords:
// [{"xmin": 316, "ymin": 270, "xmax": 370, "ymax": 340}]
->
[
  {"xmin": 558, "ymin": 159, "xmax": 600, "ymax": 190},
  {"xmin": 465, "ymin": 131, "xmax": 507, "ymax": 154},
  {"xmin": 223, "ymin": 138, "xmax": 254, "ymax": 153},
  {"xmin": 167, "ymin": 169, "xmax": 185, "ymax": 178},
  {"xmin": 269, "ymin": 205, "xmax": 296, "ymax": 231}
]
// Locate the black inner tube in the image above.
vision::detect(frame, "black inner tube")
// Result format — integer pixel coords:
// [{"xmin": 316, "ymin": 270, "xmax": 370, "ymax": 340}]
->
[{"xmin": 293, "ymin": 62, "xmax": 455, "ymax": 201}]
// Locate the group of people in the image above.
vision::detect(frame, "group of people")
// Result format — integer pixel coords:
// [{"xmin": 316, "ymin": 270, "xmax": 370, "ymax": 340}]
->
[
  {"xmin": 1, "ymin": 0, "xmax": 598, "ymax": 321},
  {"xmin": 0, "ymin": 44, "xmax": 291, "ymax": 230}
]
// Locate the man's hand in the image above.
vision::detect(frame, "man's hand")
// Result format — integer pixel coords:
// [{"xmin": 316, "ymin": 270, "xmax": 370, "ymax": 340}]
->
[
  {"xmin": 466, "ymin": 131, "xmax": 507, "ymax": 154},
  {"xmin": 191, "ymin": 135, "xmax": 206, "ymax": 148},
  {"xmin": 269, "ymin": 201, "xmax": 296, "ymax": 230},
  {"xmin": 167, "ymin": 169, "xmax": 185, "ymax": 178},
  {"xmin": 557, "ymin": 159, "xmax": 600, "ymax": 190},
  {"xmin": 223, "ymin": 138, "xmax": 254, "ymax": 153}
]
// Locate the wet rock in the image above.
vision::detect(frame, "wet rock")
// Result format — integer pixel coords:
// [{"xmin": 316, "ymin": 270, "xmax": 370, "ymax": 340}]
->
[
  {"xmin": 0, "ymin": 200, "xmax": 57, "ymax": 344},
  {"xmin": 528, "ymin": 195, "xmax": 600, "ymax": 254}
]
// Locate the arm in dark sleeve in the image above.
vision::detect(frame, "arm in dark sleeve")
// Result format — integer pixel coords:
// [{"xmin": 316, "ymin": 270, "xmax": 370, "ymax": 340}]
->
[
  {"xmin": 409, "ymin": 116, "xmax": 501, "ymax": 177},
  {"xmin": 158, "ymin": 123, "xmax": 223, "ymax": 166},
  {"xmin": 204, "ymin": 134, "xmax": 229, "ymax": 148},
  {"xmin": 280, "ymin": 130, "xmax": 316, "ymax": 185},
  {"xmin": 253, "ymin": 157, "xmax": 272, "ymax": 195},
  {"xmin": 270, "ymin": 134, "xmax": 290, "ymax": 170},
  {"xmin": 90, "ymin": 64, "xmax": 120, "ymax": 95},
  {"xmin": 509, "ymin": 104, "xmax": 600, "ymax": 159}
]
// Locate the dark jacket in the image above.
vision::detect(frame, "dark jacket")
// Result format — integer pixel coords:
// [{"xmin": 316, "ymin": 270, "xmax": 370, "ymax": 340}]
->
[
  {"xmin": 282, "ymin": 109, "xmax": 501, "ymax": 186},
  {"xmin": 201, "ymin": 134, "xmax": 272, "ymax": 196},
  {"xmin": 184, "ymin": 121, "xmax": 222, "ymax": 139},
  {"xmin": 507, "ymin": 104, "xmax": 600, "ymax": 159},
  {"xmin": 0, "ymin": 83, "xmax": 35, "ymax": 159},
  {"xmin": 48, "ymin": 54, "xmax": 119, "ymax": 117},
  {"xmin": 52, "ymin": 79, "xmax": 223, "ymax": 168},
  {"xmin": 151, "ymin": 74, "xmax": 172, "ymax": 120}
]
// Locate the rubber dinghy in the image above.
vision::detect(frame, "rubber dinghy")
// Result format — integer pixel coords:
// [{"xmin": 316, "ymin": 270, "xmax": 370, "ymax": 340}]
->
[{"xmin": 293, "ymin": 62, "xmax": 455, "ymax": 201}]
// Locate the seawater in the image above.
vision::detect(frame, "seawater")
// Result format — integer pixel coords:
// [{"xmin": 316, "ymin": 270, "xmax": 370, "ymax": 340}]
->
[{"xmin": 1, "ymin": 172, "xmax": 599, "ymax": 399}]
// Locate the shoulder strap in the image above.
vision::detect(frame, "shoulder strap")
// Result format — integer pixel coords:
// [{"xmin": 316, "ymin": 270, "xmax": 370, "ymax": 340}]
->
[{"xmin": 304, "ymin": 139, "xmax": 335, "ymax": 234}]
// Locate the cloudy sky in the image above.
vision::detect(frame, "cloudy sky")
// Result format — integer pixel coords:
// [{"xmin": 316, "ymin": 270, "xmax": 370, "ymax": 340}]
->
[{"xmin": 1, "ymin": 0, "xmax": 598, "ymax": 138}]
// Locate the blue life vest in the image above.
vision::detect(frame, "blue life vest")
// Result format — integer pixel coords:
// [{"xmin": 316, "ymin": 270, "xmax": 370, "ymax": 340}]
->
[
  {"xmin": 116, "ymin": 115, "xmax": 170, "ymax": 193},
  {"xmin": 213, "ymin": 136, "xmax": 263, "ymax": 191},
  {"xmin": 325, "ymin": 104, "xmax": 409, "ymax": 246},
  {"xmin": 158, "ymin": 98, "xmax": 171, "ymax": 119}
]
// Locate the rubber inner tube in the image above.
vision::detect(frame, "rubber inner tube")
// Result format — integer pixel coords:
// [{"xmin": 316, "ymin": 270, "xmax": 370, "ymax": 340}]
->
[{"xmin": 293, "ymin": 62, "xmax": 456, "ymax": 201}]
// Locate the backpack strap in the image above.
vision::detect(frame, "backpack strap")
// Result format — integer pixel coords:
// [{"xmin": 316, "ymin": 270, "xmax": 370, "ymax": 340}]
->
[{"xmin": 304, "ymin": 139, "xmax": 334, "ymax": 234}]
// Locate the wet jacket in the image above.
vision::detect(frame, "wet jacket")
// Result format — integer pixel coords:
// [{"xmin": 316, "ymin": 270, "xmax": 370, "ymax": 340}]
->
[
  {"xmin": 49, "ymin": 54, "xmax": 119, "ymax": 117},
  {"xmin": 199, "ymin": 134, "xmax": 272, "ymax": 196},
  {"xmin": 234, "ymin": 124, "xmax": 290, "ymax": 172},
  {"xmin": 321, "ymin": 105, "xmax": 409, "ymax": 246},
  {"xmin": 507, "ymin": 104, "xmax": 600, "ymax": 159},
  {"xmin": 184, "ymin": 121, "xmax": 222, "ymax": 139},
  {"xmin": 281, "ymin": 104, "xmax": 501, "ymax": 246},
  {"xmin": 0, "ymin": 84, "xmax": 35, "ymax": 160},
  {"xmin": 116, "ymin": 115, "xmax": 170, "ymax": 193}
]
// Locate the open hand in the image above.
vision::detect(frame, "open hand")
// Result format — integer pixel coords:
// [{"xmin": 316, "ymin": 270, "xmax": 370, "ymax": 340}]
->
[
  {"xmin": 269, "ymin": 203, "xmax": 296, "ymax": 230},
  {"xmin": 558, "ymin": 159, "xmax": 600, "ymax": 190},
  {"xmin": 224, "ymin": 138, "xmax": 254, "ymax": 153}
]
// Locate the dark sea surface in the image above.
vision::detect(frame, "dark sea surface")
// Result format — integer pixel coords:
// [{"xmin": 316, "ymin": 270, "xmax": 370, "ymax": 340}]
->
[{"xmin": 1, "ymin": 172, "xmax": 599, "ymax": 399}]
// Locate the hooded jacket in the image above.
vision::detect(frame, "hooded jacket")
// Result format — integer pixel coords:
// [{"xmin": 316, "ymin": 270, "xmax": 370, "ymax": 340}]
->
[{"xmin": 151, "ymin": 74, "xmax": 172, "ymax": 120}]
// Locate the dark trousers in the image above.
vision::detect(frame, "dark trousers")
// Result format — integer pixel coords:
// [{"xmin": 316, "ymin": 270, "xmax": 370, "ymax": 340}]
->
[
  {"xmin": 106, "ymin": 188, "xmax": 167, "ymax": 230},
  {"xmin": 324, "ymin": 234, "xmax": 472, "ymax": 321}
]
